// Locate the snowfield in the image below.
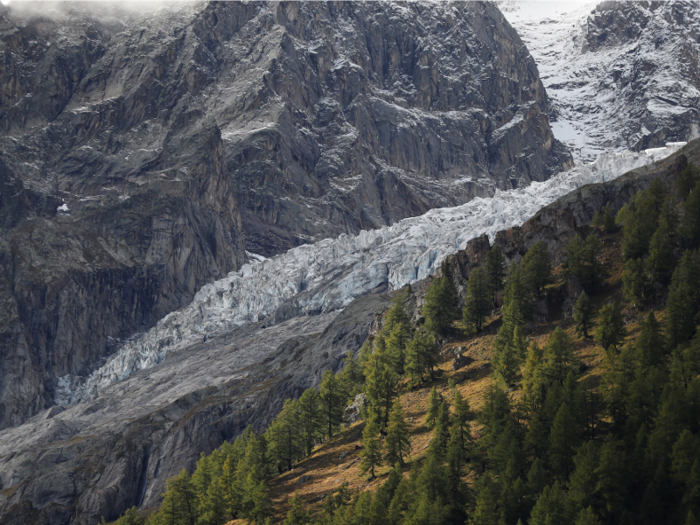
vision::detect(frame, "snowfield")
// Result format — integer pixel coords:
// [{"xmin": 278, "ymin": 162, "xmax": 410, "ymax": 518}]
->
[{"xmin": 54, "ymin": 144, "xmax": 685, "ymax": 405}]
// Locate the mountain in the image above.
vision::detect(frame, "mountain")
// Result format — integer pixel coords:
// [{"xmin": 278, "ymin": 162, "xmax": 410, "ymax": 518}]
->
[
  {"xmin": 501, "ymin": 0, "xmax": 700, "ymax": 162},
  {"xmin": 0, "ymin": 0, "xmax": 570, "ymax": 431},
  {"xmin": 0, "ymin": 136, "xmax": 687, "ymax": 524}
]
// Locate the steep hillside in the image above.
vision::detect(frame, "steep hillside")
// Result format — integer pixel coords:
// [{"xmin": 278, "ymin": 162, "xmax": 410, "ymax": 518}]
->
[{"xmin": 0, "ymin": 0, "xmax": 571, "ymax": 430}]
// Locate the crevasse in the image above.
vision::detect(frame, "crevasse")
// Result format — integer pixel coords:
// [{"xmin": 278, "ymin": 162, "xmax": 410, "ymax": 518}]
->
[{"xmin": 55, "ymin": 145, "xmax": 684, "ymax": 405}]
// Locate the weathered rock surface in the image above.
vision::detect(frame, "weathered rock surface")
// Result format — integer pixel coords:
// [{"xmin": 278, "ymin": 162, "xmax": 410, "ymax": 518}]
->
[
  {"xmin": 0, "ymin": 0, "xmax": 570, "ymax": 430},
  {"xmin": 0, "ymin": 292, "xmax": 392, "ymax": 525}
]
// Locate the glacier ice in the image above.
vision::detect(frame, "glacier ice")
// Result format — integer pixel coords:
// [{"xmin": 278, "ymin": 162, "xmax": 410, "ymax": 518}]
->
[{"xmin": 55, "ymin": 144, "xmax": 684, "ymax": 405}]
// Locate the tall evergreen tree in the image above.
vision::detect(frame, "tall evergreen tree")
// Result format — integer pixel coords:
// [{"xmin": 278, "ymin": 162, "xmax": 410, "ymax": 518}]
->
[
  {"xmin": 425, "ymin": 386, "xmax": 443, "ymax": 430},
  {"xmin": 360, "ymin": 419, "xmax": 383, "ymax": 479},
  {"xmin": 364, "ymin": 352, "xmax": 399, "ymax": 428},
  {"xmin": 385, "ymin": 322, "xmax": 412, "ymax": 376},
  {"xmin": 595, "ymin": 302, "xmax": 627, "ymax": 351},
  {"xmin": 682, "ymin": 178, "xmax": 700, "ymax": 248},
  {"xmin": 522, "ymin": 241, "xmax": 553, "ymax": 298},
  {"xmin": 646, "ymin": 214, "xmax": 675, "ymax": 285},
  {"xmin": 566, "ymin": 235, "xmax": 604, "ymax": 292},
  {"xmin": 574, "ymin": 291, "xmax": 595, "ymax": 339},
  {"xmin": 463, "ymin": 267, "xmax": 492, "ymax": 333},
  {"xmin": 543, "ymin": 327, "xmax": 577, "ymax": 386},
  {"xmin": 423, "ymin": 268, "xmax": 460, "ymax": 337},
  {"xmin": 676, "ymin": 164, "xmax": 700, "ymax": 200},
  {"xmin": 623, "ymin": 257, "xmax": 650, "ymax": 307},
  {"xmin": 266, "ymin": 399, "xmax": 302, "ymax": 472},
  {"xmin": 385, "ymin": 400, "xmax": 412, "ymax": 466},
  {"xmin": 549, "ymin": 402, "xmax": 580, "ymax": 480},
  {"xmin": 486, "ymin": 245, "xmax": 506, "ymax": 296},
  {"xmin": 297, "ymin": 388, "xmax": 323, "ymax": 457},
  {"xmin": 283, "ymin": 494, "xmax": 311, "ymax": 525},
  {"xmin": 319, "ymin": 370, "xmax": 347, "ymax": 440},
  {"xmin": 405, "ymin": 330, "xmax": 440, "ymax": 385}
]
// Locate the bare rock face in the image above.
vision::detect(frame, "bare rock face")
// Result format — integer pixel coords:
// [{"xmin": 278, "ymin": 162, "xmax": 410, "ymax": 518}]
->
[
  {"xmin": 581, "ymin": 1, "xmax": 700, "ymax": 151},
  {"xmin": 0, "ymin": 1, "xmax": 569, "ymax": 430}
]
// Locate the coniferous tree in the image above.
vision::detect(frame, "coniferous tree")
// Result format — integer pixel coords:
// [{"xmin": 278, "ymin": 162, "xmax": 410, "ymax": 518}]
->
[
  {"xmin": 433, "ymin": 400, "xmax": 451, "ymax": 455},
  {"xmin": 337, "ymin": 351, "xmax": 364, "ymax": 400},
  {"xmin": 405, "ymin": 330, "xmax": 440, "ymax": 385},
  {"xmin": 266, "ymin": 399, "xmax": 302, "ymax": 472},
  {"xmin": 283, "ymin": 494, "xmax": 311, "ymax": 525},
  {"xmin": 566, "ymin": 235, "xmax": 604, "ymax": 292},
  {"xmin": 543, "ymin": 327, "xmax": 577, "ymax": 386},
  {"xmin": 676, "ymin": 164, "xmax": 700, "ymax": 200},
  {"xmin": 548, "ymin": 403, "xmax": 579, "ymax": 480},
  {"xmin": 528, "ymin": 483, "xmax": 573, "ymax": 525},
  {"xmin": 522, "ymin": 241, "xmax": 553, "ymax": 298},
  {"xmin": 646, "ymin": 215, "xmax": 675, "ymax": 285},
  {"xmin": 364, "ymin": 351, "xmax": 399, "ymax": 428},
  {"xmin": 574, "ymin": 291, "xmax": 595, "ymax": 339},
  {"xmin": 665, "ymin": 251, "xmax": 700, "ymax": 348},
  {"xmin": 297, "ymin": 388, "xmax": 323, "ymax": 457},
  {"xmin": 319, "ymin": 370, "xmax": 347, "ymax": 440},
  {"xmin": 595, "ymin": 302, "xmax": 627, "ymax": 351},
  {"xmin": 463, "ymin": 267, "xmax": 492, "ymax": 333},
  {"xmin": 575, "ymin": 507, "xmax": 602, "ymax": 525},
  {"xmin": 158, "ymin": 469, "xmax": 198, "ymax": 525},
  {"xmin": 423, "ymin": 268, "xmax": 460, "ymax": 337},
  {"xmin": 360, "ymin": 419, "xmax": 383, "ymax": 479},
  {"xmin": 385, "ymin": 322, "xmax": 412, "ymax": 376},
  {"xmin": 682, "ymin": 179, "xmax": 700, "ymax": 249},
  {"xmin": 523, "ymin": 340, "xmax": 547, "ymax": 412},
  {"xmin": 385, "ymin": 400, "xmax": 411, "ymax": 466},
  {"xmin": 623, "ymin": 257, "xmax": 650, "ymax": 307},
  {"xmin": 486, "ymin": 245, "xmax": 506, "ymax": 297},
  {"xmin": 198, "ymin": 477, "xmax": 227, "ymax": 525},
  {"xmin": 114, "ymin": 507, "xmax": 143, "ymax": 525},
  {"xmin": 425, "ymin": 386, "xmax": 443, "ymax": 430},
  {"xmin": 452, "ymin": 389, "xmax": 474, "ymax": 452},
  {"xmin": 602, "ymin": 205, "xmax": 617, "ymax": 234}
]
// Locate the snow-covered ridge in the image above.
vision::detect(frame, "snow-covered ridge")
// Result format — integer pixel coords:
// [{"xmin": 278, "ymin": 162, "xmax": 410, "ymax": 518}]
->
[{"xmin": 55, "ymin": 144, "xmax": 684, "ymax": 405}]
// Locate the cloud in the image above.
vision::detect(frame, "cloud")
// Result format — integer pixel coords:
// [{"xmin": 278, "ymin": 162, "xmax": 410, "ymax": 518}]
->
[{"xmin": 1, "ymin": 0, "xmax": 200, "ymax": 19}]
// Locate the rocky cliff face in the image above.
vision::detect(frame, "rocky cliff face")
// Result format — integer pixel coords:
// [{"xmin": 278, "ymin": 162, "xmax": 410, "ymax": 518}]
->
[
  {"xmin": 501, "ymin": 0, "xmax": 700, "ymax": 162},
  {"xmin": 0, "ymin": 0, "xmax": 569, "ymax": 431}
]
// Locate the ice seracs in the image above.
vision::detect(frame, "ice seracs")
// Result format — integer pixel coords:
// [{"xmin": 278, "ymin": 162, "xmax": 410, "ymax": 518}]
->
[{"xmin": 55, "ymin": 144, "xmax": 685, "ymax": 405}]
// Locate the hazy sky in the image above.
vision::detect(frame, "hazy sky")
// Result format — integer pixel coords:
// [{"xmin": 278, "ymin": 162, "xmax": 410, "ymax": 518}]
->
[{"xmin": 0, "ymin": 0, "xmax": 198, "ymax": 15}]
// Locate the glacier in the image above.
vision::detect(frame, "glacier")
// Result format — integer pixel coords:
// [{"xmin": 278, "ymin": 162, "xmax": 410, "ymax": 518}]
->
[{"xmin": 55, "ymin": 144, "xmax": 685, "ymax": 405}]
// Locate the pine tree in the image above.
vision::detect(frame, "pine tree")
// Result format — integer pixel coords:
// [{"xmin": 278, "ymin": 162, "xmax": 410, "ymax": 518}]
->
[
  {"xmin": 568, "ymin": 441, "xmax": 600, "ymax": 512},
  {"xmin": 425, "ymin": 386, "xmax": 443, "ymax": 430},
  {"xmin": 385, "ymin": 322, "xmax": 412, "ymax": 376},
  {"xmin": 634, "ymin": 312, "xmax": 667, "ymax": 369},
  {"xmin": 623, "ymin": 257, "xmax": 650, "ymax": 307},
  {"xmin": 114, "ymin": 507, "xmax": 143, "ymax": 525},
  {"xmin": 676, "ymin": 164, "xmax": 700, "ymax": 199},
  {"xmin": 574, "ymin": 291, "xmax": 595, "ymax": 339},
  {"xmin": 364, "ymin": 352, "xmax": 399, "ymax": 428},
  {"xmin": 423, "ymin": 267, "xmax": 460, "ymax": 337},
  {"xmin": 463, "ymin": 267, "xmax": 492, "ymax": 333},
  {"xmin": 522, "ymin": 241, "xmax": 553, "ymax": 298},
  {"xmin": 602, "ymin": 205, "xmax": 617, "ymax": 234},
  {"xmin": 548, "ymin": 403, "xmax": 579, "ymax": 480},
  {"xmin": 646, "ymin": 217, "xmax": 674, "ymax": 285},
  {"xmin": 246, "ymin": 479, "xmax": 272, "ymax": 524},
  {"xmin": 566, "ymin": 235, "xmax": 604, "ymax": 292},
  {"xmin": 405, "ymin": 330, "xmax": 435, "ymax": 385},
  {"xmin": 452, "ymin": 389, "xmax": 474, "ymax": 452},
  {"xmin": 337, "ymin": 351, "xmax": 364, "ymax": 399},
  {"xmin": 159, "ymin": 469, "xmax": 198, "ymax": 525},
  {"xmin": 468, "ymin": 474, "xmax": 501, "ymax": 525},
  {"xmin": 297, "ymin": 388, "xmax": 323, "ymax": 457},
  {"xmin": 543, "ymin": 327, "xmax": 576, "ymax": 385},
  {"xmin": 385, "ymin": 400, "xmax": 411, "ymax": 466},
  {"xmin": 595, "ymin": 302, "xmax": 627, "ymax": 351},
  {"xmin": 266, "ymin": 399, "xmax": 302, "ymax": 472},
  {"xmin": 622, "ymin": 183, "xmax": 665, "ymax": 260},
  {"xmin": 528, "ymin": 483, "xmax": 573, "ymax": 525},
  {"xmin": 486, "ymin": 245, "xmax": 506, "ymax": 296},
  {"xmin": 319, "ymin": 370, "xmax": 346, "ymax": 441},
  {"xmin": 445, "ymin": 423, "xmax": 470, "ymax": 524},
  {"xmin": 283, "ymin": 494, "xmax": 310, "ymax": 525},
  {"xmin": 665, "ymin": 251, "xmax": 700, "ymax": 348},
  {"xmin": 682, "ymin": 179, "xmax": 700, "ymax": 248},
  {"xmin": 522, "ymin": 340, "xmax": 547, "ymax": 411},
  {"xmin": 575, "ymin": 507, "xmax": 602, "ymax": 525},
  {"xmin": 360, "ymin": 418, "xmax": 383, "ymax": 479},
  {"xmin": 198, "ymin": 477, "xmax": 227, "ymax": 525},
  {"xmin": 433, "ymin": 400, "xmax": 451, "ymax": 455}
]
